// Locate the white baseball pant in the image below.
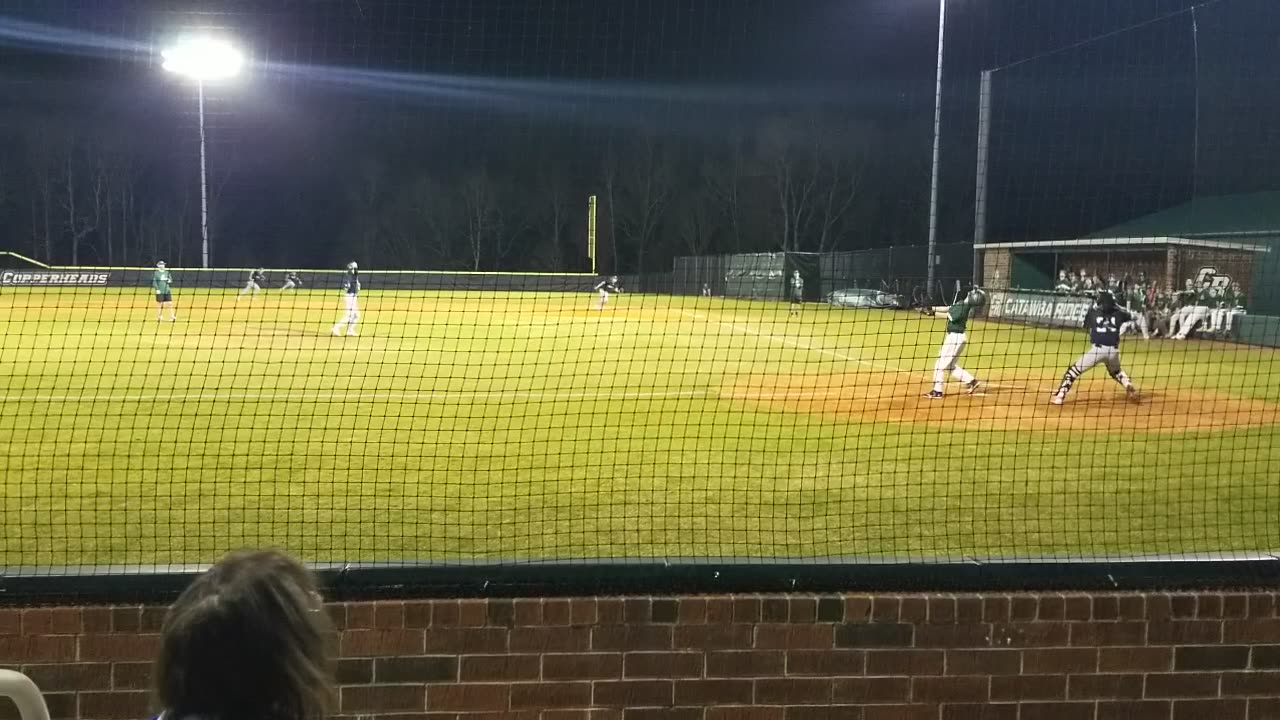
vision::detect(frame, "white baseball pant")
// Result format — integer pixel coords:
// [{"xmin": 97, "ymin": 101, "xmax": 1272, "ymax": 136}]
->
[
  {"xmin": 1121, "ymin": 308, "xmax": 1150, "ymax": 339},
  {"xmin": 333, "ymin": 294, "xmax": 360, "ymax": 333},
  {"xmin": 1172, "ymin": 306, "xmax": 1211, "ymax": 339},
  {"xmin": 932, "ymin": 332, "xmax": 975, "ymax": 392}
]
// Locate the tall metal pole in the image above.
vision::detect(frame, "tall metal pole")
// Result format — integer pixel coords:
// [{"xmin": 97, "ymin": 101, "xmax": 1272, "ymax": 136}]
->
[
  {"xmin": 926, "ymin": 0, "xmax": 947, "ymax": 291},
  {"xmin": 1190, "ymin": 7, "xmax": 1201, "ymax": 199},
  {"xmin": 198, "ymin": 80, "xmax": 211, "ymax": 269},
  {"xmin": 973, "ymin": 69, "xmax": 993, "ymax": 286}
]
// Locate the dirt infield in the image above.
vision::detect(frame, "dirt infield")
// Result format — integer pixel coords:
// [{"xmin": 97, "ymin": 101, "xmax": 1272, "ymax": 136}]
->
[{"xmin": 724, "ymin": 370, "xmax": 1280, "ymax": 433}]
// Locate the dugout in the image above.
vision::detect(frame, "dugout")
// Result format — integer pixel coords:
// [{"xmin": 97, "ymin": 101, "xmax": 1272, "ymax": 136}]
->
[
  {"xmin": 978, "ymin": 235, "xmax": 1270, "ymax": 296},
  {"xmin": 978, "ymin": 192, "xmax": 1280, "ymax": 311}
]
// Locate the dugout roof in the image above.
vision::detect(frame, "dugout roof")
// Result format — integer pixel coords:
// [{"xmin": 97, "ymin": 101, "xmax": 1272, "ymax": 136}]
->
[
  {"xmin": 1086, "ymin": 190, "xmax": 1280, "ymax": 240},
  {"xmin": 974, "ymin": 236, "xmax": 1270, "ymax": 253}
]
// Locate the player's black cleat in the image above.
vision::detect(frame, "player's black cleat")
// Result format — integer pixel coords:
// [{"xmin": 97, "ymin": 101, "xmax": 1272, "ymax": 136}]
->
[
  {"xmin": 1126, "ymin": 386, "xmax": 1140, "ymax": 403},
  {"xmin": 924, "ymin": 390, "xmax": 944, "ymax": 400},
  {"xmin": 965, "ymin": 380, "xmax": 981, "ymax": 395}
]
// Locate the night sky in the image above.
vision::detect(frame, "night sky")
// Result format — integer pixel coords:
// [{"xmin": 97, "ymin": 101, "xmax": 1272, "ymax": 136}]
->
[{"xmin": 0, "ymin": 0, "xmax": 1276, "ymax": 271}]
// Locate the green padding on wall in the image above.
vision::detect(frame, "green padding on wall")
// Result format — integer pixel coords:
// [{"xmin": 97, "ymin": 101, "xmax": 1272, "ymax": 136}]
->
[{"xmin": 1234, "ymin": 315, "xmax": 1280, "ymax": 348}]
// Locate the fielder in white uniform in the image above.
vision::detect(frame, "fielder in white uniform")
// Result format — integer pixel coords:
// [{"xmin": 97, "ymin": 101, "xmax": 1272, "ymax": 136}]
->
[
  {"xmin": 923, "ymin": 288, "xmax": 986, "ymax": 399},
  {"xmin": 594, "ymin": 276, "xmax": 620, "ymax": 310},
  {"xmin": 331, "ymin": 262, "xmax": 360, "ymax": 336},
  {"xmin": 238, "ymin": 268, "xmax": 266, "ymax": 299}
]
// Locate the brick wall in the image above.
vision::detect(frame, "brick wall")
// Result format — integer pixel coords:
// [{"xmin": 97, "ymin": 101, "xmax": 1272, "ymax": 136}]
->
[
  {"xmin": 983, "ymin": 248, "xmax": 1011, "ymax": 289},
  {"xmin": 3, "ymin": 592, "xmax": 1280, "ymax": 720}
]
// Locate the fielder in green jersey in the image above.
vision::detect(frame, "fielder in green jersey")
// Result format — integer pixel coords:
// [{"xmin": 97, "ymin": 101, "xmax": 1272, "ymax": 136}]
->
[{"xmin": 153, "ymin": 261, "xmax": 176, "ymax": 322}]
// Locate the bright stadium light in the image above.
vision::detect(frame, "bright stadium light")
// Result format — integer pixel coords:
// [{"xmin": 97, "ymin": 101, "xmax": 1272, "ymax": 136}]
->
[
  {"xmin": 161, "ymin": 36, "xmax": 244, "ymax": 81},
  {"xmin": 161, "ymin": 36, "xmax": 245, "ymax": 268}
]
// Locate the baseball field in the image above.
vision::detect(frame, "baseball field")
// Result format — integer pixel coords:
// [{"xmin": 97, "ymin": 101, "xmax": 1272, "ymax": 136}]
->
[{"xmin": 2, "ymin": 287, "xmax": 1278, "ymax": 568}]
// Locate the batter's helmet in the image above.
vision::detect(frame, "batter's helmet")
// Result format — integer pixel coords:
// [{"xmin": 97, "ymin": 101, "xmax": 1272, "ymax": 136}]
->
[
  {"xmin": 1096, "ymin": 291, "xmax": 1116, "ymax": 310},
  {"xmin": 966, "ymin": 288, "xmax": 987, "ymax": 307}
]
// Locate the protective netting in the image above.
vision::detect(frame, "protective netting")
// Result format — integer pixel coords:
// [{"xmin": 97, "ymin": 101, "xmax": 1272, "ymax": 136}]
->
[{"xmin": 0, "ymin": 0, "xmax": 1277, "ymax": 581}]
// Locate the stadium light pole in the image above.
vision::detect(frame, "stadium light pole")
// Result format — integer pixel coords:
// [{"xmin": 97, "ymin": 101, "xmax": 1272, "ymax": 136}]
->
[
  {"xmin": 926, "ymin": 0, "xmax": 947, "ymax": 293},
  {"xmin": 161, "ymin": 36, "xmax": 244, "ymax": 269}
]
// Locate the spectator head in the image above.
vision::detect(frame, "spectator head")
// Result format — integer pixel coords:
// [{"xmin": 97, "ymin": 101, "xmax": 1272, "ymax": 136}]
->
[{"xmin": 156, "ymin": 549, "xmax": 333, "ymax": 720}]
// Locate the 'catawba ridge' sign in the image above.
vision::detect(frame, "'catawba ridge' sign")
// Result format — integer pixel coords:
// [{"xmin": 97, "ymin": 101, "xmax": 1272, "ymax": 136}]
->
[{"xmin": 986, "ymin": 290, "xmax": 1093, "ymax": 328}]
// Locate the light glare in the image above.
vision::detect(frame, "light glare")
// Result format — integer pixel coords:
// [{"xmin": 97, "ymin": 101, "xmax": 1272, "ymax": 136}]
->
[{"xmin": 162, "ymin": 37, "xmax": 244, "ymax": 81}]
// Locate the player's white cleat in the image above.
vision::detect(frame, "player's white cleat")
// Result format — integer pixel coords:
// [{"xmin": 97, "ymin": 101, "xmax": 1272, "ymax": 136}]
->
[
  {"xmin": 1050, "ymin": 393, "xmax": 1065, "ymax": 406},
  {"xmin": 331, "ymin": 327, "xmax": 342, "ymax": 336},
  {"xmin": 1126, "ymin": 386, "xmax": 1140, "ymax": 403},
  {"xmin": 346, "ymin": 330, "xmax": 358, "ymax": 337}
]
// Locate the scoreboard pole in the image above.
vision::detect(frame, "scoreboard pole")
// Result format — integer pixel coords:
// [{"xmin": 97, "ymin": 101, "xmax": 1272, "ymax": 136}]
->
[{"xmin": 587, "ymin": 195, "xmax": 598, "ymax": 274}]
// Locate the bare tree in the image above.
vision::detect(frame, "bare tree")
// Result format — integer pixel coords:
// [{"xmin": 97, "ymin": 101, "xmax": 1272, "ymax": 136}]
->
[
  {"xmin": 758, "ymin": 114, "xmax": 865, "ymax": 254},
  {"xmin": 461, "ymin": 166, "xmax": 502, "ymax": 271},
  {"xmin": 24, "ymin": 127, "xmax": 58, "ymax": 262},
  {"xmin": 61, "ymin": 136, "xmax": 105, "ymax": 266},
  {"xmin": 100, "ymin": 138, "xmax": 139, "ymax": 266},
  {"xmin": 702, "ymin": 130, "xmax": 752, "ymax": 254},
  {"xmin": 614, "ymin": 134, "xmax": 673, "ymax": 277},
  {"xmin": 675, "ymin": 188, "xmax": 716, "ymax": 257},
  {"xmin": 601, "ymin": 144, "xmax": 621, "ymax": 274},
  {"xmin": 537, "ymin": 163, "xmax": 572, "ymax": 271},
  {"xmin": 814, "ymin": 133, "xmax": 864, "ymax": 253},
  {"xmin": 0, "ymin": 148, "xmax": 9, "ymax": 225},
  {"xmin": 385, "ymin": 175, "xmax": 454, "ymax": 269},
  {"xmin": 759, "ymin": 116, "xmax": 820, "ymax": 254},
  {"xmin": 494, "ymin": 179, "xmax": 536, "ymax": 269},
  {"xmin": 344, "ymin": 158, "xmax": 387, "ymax": 263}
]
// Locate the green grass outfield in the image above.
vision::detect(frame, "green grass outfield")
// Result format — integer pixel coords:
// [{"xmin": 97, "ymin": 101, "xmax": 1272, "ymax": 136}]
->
[{"xmin": 2, "ymin": 287, "xmax": 1278, "ymax": 567}]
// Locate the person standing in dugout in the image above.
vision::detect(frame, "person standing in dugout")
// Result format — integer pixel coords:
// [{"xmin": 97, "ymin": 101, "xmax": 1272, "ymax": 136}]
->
[
  {"xmin": 1051, "ymin": 291, "xmax": 1139, "ymax": 405},
  {"xmin": 1121, "ymin": 280, "xmax": 1151, "ymax": 340},
  {"xmin": 923, "ymin": 288, "xmax": 986, "ymax": 399}
]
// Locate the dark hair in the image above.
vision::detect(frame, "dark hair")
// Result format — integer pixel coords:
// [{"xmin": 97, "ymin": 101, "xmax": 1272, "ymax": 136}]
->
[{"xmin": 156, "ymin": 549, "xmax": 333, "ymax": 720}]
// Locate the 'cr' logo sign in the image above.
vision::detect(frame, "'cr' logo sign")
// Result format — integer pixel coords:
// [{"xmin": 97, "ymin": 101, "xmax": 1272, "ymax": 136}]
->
[{"xmin": 1195, "ymin": 267, "xmax": 1231, "ymax": 289}]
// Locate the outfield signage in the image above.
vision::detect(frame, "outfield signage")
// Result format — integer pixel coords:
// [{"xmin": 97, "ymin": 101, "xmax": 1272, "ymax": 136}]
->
[
  {"xmin": 1, "ymin": 271, "xmax": 111, "ymax": 286},
  {"xmin": 987, "ymin": 290, "xmax": 1093, "ymax": 328}
]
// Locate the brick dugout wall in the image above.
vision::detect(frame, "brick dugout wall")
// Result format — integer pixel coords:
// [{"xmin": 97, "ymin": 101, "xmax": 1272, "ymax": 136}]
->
[{"xmin": 3, "ymin": 592, "xmax": 1280, "ymax": 720}]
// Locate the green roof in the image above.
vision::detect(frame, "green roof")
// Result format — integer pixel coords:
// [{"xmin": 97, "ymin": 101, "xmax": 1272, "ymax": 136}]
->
[{"xmin": 1089, "ymin": 191, "xmax": 1280, "ymax": 239}]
